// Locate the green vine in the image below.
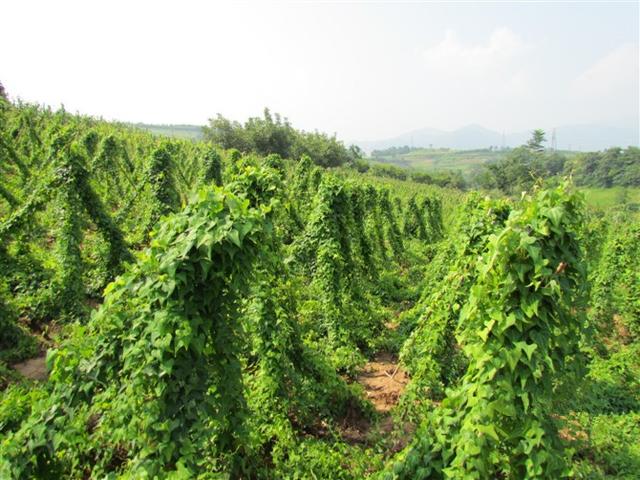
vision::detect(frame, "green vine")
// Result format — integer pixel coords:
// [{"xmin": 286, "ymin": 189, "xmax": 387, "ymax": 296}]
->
[
  {"xmin": 389, "ymin": 183, "xmax": 587, "ymax": 479},
  {"xmin": 2, "ymin": 175, "xmax": 276, "ymax": 478},
  {"xmin": 200, "ymin": 145, "xmax": 223, "ymax": 186}
]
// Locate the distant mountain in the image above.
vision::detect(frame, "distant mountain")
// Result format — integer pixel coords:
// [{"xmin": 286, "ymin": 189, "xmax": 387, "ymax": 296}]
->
[
  {"xmin": 438, "ymin": 124, "xmax": 503, "ymax": 150},
  {"xmin": 356, "ymin": 124, "xmax": 639, "ymax": 153}
]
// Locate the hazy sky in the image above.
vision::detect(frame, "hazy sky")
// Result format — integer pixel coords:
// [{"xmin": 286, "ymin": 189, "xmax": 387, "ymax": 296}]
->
[{"xmin": 1, "ymin": 1, "xmax": 638, "ymax": 141}]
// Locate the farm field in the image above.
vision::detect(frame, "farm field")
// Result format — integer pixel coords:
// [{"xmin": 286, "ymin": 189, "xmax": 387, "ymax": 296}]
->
[
  {"xmin": 581, "ymin": 186, "xmax": 640, "ymax": 209},
  {"xmin": 370, "ymin": 147, "xmax": 583, "ymax": 180},
  {"xmin": 371, "ymin": 148, "xmax": 506, "ymax": 174},
  {"xmin": 132, "ymin": 123, "xmax": 204, "ymax": 140},
  {"xmin": 2, "ymin": 0, "xmax": 639, "ymax": 476},
  {"xmin": 1, "ymin": 102, "xmax": 639, "ymax": 479}
]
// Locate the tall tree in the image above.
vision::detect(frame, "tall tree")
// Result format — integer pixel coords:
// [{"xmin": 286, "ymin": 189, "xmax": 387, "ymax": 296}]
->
[{"xmin": 526, "ymin": 129, "xmax": 546, "ymax": 152}]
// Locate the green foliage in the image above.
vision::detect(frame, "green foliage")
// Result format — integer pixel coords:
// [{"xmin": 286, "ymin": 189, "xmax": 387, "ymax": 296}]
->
[
  {"xmin": 52, "ymin": 142, "xmax": 85, "ymax": 319},
  {"xmin": 573, "ymin": 412, "xmax": 640, "ymax": 479},
  {"xmin": 145, "ymin": 142, "xmax": 180, "ymax": 229},
  {"xmin": 579, "ymin": 343, "xmax": 640, "ymax": 414},
  {"xmin": 389, "ymin": 183, "xmax": 587, "ymax": 479},
  {"xmin": 1, "ymin": 177, "xmax": 275, "ymax": 477},
  {"xmin": 1, "ymin": 100, "xmax": 638, "ymax": 479},
  {"xmin": 590, "ymin": 219, "xmax": 640, "ymax": 341},
  {"xmin": 378, "ymin": 189, "xmax": 403, "ymax": 257},
  {"xmin": 481, "ymin": 145, "xmax": 640, "ymax": 194},
  {"xmin": 371, "ymin": 146, "xmax": 421, "ymax": 158},
  {"xmin": 243, "ymin": 272, "xmax": 371, "ymax": 477},
  {"xmin": 482, "ymin": 147, "xmax": 561, "ymax": 194},
  {"xmin": 403, "ymin": 195, "xmax": 426, "ymax": 239},
  {"xmin": 203, "ymin": 108, "xmax": 360, "ymax": 168},
  {"xmin": 0, "ymin": 296, "xmax": 39, "ymax": 368},
  {"xmin": 370, "ymin": 163, "xmax": 408, "ymax": 181},
  {"xmin": 200, "ymin": 145, "xmax": 223, "ymax": 186},
  {"xmin": 527, "ymin": 129, "xmax": 547, "ymax": 152},
  {"xmin": 0, "ymin": 384, "xmax": 47, "ymax": 435},
  {"xmin": 398, "ymin": 196, "xmax": 510, "ymax": 414},
  {"xmin": 292, "ymin": 174, "xmax": 389, "ymax": 372},
  {"xmin": 263, "ymin": 152, "xmax": 286, "ymax": 175},
  {"xmin": 568, "ymin": 147, "xmax": 640, "ymax": 188}
]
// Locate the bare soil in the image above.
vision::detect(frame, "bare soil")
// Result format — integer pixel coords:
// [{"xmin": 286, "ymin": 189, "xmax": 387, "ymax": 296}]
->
[
  {"xmin": 13, "ymin": 353, "xmax": 48, "ymax": 381},
  {"xmin": 357, "ymin": 352, "xmax": 409, "ymax": 414},
  {"xmin": 338, "ymin": 352, "xmax": 412, "ymax": 446}
]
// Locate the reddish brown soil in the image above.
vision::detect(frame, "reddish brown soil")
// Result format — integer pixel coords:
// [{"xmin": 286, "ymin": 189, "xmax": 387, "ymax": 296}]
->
[
  {"xmin": 357, "ymin": 352, "xmax": 409, "ymax": 414},
  {"xmin": 556, "ymin": 415, "xmax": 589, "ymax": 443},
  {"xmin": 338, "ymin": 352, "xmax": 412, "ymax": 446}
]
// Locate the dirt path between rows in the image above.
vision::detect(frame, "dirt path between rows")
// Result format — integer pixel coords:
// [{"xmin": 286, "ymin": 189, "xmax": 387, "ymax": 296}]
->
[
  {"xmin": 358, "ymin": 352, "xmax": 409, "ymax": 414},
  {"xmin": 339, "ymin": 351, "xmax": 410, "ymax": 446},
  {"xmin": 12, "ymin": 353, "xmax": 48, "ymax": 381}
]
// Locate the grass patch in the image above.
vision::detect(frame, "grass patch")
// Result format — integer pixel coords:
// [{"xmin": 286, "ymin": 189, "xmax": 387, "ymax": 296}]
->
[{"xmin": 581, "ymin": 187, "xmax": 640, "ymax": 209}]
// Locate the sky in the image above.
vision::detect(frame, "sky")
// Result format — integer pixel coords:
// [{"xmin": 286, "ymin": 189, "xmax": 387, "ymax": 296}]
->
[{"xmin": 1, "ymin": 1, "xmax": 638, "ymax": 142}]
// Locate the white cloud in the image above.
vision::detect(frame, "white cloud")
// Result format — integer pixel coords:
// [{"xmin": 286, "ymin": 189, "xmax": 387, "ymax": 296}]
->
[
  {"xmin": 423, "ymin": 27, "xmax": 528, "ymax": 74},
  {"xmin": 568, "ymin": 44, "xmax": 639, "ymax": 127},
  {"xmin": 0, "ymin": 3, "xmax": 637, "ymax": 139},
  {"xmin": 572, "ymin": 43, "xmax": 639, "ymax": 98},
  {"xmin": 414, "ymin": 28, "xmax": 535, "ymax": 130}
]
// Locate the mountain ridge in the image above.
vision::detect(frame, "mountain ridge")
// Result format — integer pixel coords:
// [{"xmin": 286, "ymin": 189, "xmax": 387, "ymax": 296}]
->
[{"xmin": 355, "ymin": 124, "xmax": 639, "ymax": 153}]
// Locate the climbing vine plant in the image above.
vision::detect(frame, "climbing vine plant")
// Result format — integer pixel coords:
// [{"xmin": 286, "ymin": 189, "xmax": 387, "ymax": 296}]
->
[
  {"xmin": 389, "ymin": 183, "xmax": 587, "ymax": 479},
  {"xmin": 1, "ymin": 173, "xmax": 276, "ymax": 478},
  {"xmin": 399, "ymin": 195, "xmax": 511, "ymax": 412},
  {"xmin": 4, "ymin": 100, "xmax": 625, "ymax": 480}
]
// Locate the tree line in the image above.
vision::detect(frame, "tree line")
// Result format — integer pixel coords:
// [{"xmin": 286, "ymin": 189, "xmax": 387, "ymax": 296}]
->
[
  {"xmin": 478, "ymin": 130, "xmax": 639, "ymax": 193},
  {"xmin": 202, "ymin": 108, "xmax": 364, "ymax": 168}
]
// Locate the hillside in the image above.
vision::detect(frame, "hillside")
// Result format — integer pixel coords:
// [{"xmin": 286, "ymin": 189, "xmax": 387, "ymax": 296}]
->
[
  {"xmin": 1, "ymin": 101, "xmax": 638, "ymax": 479},
  {"xmin": 371, "ymin": 147, "xmax": 508, "ymax": 175}
]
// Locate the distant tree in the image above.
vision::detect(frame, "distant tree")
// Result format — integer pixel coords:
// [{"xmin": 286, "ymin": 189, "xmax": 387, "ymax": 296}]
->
[
  {"xmin": 411, "ymin": 171, "xmax": 434, "ymax": 184},
  {"xmin": 244, "ymin": 108, "xmax": 296, "ymax": 158},
  {"xmin": 0, "ymin": 80, "xmax": 7, "ymax": 100},
  {"xmin": 202, "ymin": 114, "xmax": 250, "ymax": 151},
  {"xmin": 566, "ymin": 147, "xmax": 640, "ymax": 188},
  {"xmin": 351, "ymin": 158, "xmax": 370, "ymax": 173},
  {"xmin": 370, "ymin": 163, "xmax": 408, "ymax": 180},
  {"xmin": 371, "ymin": 145, "xmax": 420, "ymax": 159},
  {"xmin": 348, "ymin": 144, "xmax": 364, "ymax": 160},
  {"xmin": 203, "ymin": 109, "xmax": 356, "ymax": 168},
  {"xmin": 526, "ymin": 129, "xmax": 546, "ymax": 152}
]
